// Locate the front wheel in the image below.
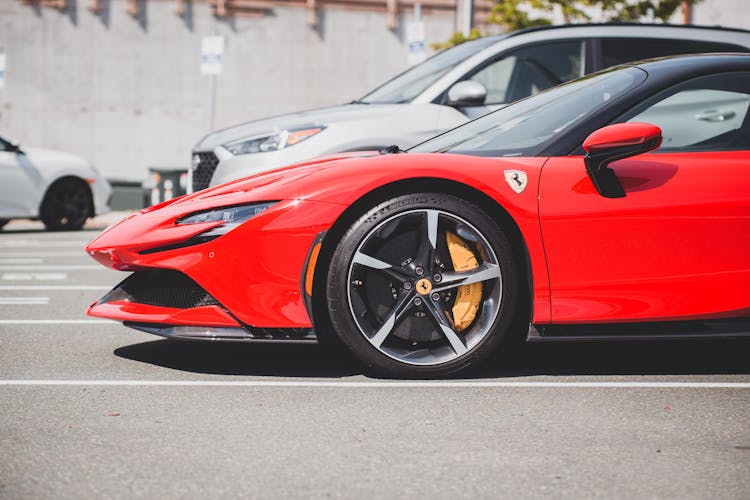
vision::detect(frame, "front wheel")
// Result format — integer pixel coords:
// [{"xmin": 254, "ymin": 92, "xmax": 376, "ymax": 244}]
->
[
  {"xmin": 40, "ymin": 178, "xmax": 92, "ymax": 231},
  {"xmin": 326, "ymin": 193, "xmax": 520, "ymax": 378}
]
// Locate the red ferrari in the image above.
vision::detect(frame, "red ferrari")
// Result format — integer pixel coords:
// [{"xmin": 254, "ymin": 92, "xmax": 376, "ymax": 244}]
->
[{"xmin": 87, "ymin": 54, "xmax": 750, "ymax": 377}]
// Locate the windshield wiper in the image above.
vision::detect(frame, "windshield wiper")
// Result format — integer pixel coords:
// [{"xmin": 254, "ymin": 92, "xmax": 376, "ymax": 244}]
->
[
  {"xmin": 349, "ymin": 99, "xmax": 371, "ymax": 105},
  {"xmin": 380, "ymin": 145, "xmax": 406, "ymax": 155}
]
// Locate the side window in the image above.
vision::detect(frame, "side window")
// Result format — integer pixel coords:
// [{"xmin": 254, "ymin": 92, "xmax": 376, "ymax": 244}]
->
[
  {"xmin": 470, "ymin": 57, "xmax": 516, "ymax": 104},
  {"xmin": 601, "ymin": 38, "xmax": 746, "ymax": 68},
  {"xmin": 467, "ymin": 40, "xmax": 584, "ymax": 105},
  {"xmin": 622, "ymin": 72, "xmax": 750, "ymax": 152}
]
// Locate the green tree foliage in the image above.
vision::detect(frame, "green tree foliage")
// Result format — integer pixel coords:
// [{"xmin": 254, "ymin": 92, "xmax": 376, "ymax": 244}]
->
[
  {"xmin": 432, "ymin": 28, "xmax": 483, "ymax": 50},
  {"xmin": 435, "ymin": 0, "xmax": 702, "ymax": 49}
]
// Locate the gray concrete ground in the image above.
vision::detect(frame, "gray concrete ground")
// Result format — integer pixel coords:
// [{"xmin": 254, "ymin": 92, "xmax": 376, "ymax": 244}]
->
[{"xmin": 0, "ymin": 224, "xmax": 748, "ymax": 499}]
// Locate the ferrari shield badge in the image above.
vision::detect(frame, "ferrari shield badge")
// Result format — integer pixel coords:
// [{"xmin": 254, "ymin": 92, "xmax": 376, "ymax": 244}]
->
[{"xmin": 504, "ymin": 170, "xmax": 527, "ymax": 194}]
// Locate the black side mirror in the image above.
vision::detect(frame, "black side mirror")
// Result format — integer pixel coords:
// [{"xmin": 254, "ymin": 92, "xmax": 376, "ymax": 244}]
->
[
  {"xmin": 582, "ymin": 122, "xmax": 662, "ymax": 198},
  {"xmin": 6, "ymin": 141, "xmax": 24, "ymax": 154}
]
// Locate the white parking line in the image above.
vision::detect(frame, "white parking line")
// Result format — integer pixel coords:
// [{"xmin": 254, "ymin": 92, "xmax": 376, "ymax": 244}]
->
[
  {"xmin": 0, "ymin": 251, "xmax": 86, "ymax": 257},
  {"xmin": 0, "ymin": 380, "xmax": 747, "ymax": 388},
  {"xmin": 0, "ymin": 240, "xmax": 89, "ymax": 248},
  {"xmin": 2, "ymin": 273, "xmax": 68, "ymax": 281},
  {"xmin": 0, "ymin": 285, "xmax": 110, "ymax": 291},
  {"xmin": 0, "ymin": 258, "xmax": 44, "ymax": 264},
  {"xmin": 0, "ymin": 319, "xmax": 113, "ymax": 324},
  {"xmin": 0, "ymin": 297, "xmax": 50, "ymax": 305},
  {"xmin": 0, "ymin": 265, "xmax": 99, "ymax": 271}
]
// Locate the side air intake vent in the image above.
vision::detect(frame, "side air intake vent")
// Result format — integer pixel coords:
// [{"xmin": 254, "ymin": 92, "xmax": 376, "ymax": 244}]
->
[{"xmin": 99, "ymin": 270, "xmax": 220, "ymax": 309}]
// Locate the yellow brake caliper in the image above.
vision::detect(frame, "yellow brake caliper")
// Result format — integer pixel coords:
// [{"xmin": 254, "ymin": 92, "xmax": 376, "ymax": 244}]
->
[{"xmin": 445, "ymin": 232, "xmax": 482, "ymax": 332}]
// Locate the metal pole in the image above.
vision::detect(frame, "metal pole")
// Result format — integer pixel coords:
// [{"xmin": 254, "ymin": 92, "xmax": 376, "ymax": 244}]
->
[
  {"xmin": 682, "ymin": 0, "xmax": 693, "ymax": 24},
  {"xmin": 208, "ymin": 74, "xmax": 216, "ymax": 131},
  {"xmin": 208, "ymin": 18, "xmax": 219, "ymax": 133},
  {"xmin": 461, "ymin": 0, "xmax": 474, "ymax": 37}
]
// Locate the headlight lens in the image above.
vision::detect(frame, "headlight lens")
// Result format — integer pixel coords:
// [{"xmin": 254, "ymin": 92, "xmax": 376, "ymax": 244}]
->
[
  {"xmin": 139, "ymin": 202, "xmax": 279, "ymax": 254},
  {"xmin": 224, "ymin": 127, "xmax": 324, "ymax": 155},
  {"xmin": 176, "ymin": 201, "xmax": 277, "ymax": 241}
]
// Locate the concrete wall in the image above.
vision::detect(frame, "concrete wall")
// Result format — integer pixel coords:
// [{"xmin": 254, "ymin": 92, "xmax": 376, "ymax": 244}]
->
[
  {"xmin": 692, "ymin": 0, "xmax": 750, "ymax": 30},
  {"xmin": 0, "ymin": 0, "xmax": 455, "ymax": 180},
  {"xmin": 1, "ymin": 0, "xmax": 747, "ymax": 182}
]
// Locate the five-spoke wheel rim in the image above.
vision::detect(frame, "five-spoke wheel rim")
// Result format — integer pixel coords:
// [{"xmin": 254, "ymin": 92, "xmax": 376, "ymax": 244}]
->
[{"xmin": 346, "ymin": 209, "xmax": 503, "ymax": 366}]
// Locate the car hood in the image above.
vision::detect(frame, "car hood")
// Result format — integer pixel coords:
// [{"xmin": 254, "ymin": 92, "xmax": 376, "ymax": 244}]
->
[
  {"xmin": 194, "ymin": 103, "xmax": 410, "ymax": 151},
  {"xmin": 89, "ymin": 151, "xmax": 545, "ymax": 271},
  {"xmin": 163, "ymin": 150, "xmax": 545, "ymax": 216}
]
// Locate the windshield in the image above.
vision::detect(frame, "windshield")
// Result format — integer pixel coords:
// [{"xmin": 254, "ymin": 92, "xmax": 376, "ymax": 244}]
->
[
  {"xmin": 410, "ymin": 66, "xmax": 647, "ymax": 157},
  {"xmin": 359, "ymin": 37, "xmax": 502, "ymax": 104}
]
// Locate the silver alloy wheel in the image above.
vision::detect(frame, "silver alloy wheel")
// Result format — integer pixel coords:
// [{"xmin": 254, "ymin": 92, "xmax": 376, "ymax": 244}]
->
[{"xmin": 346, "ymin": 208, "xmax": 503, "ymax": 366}]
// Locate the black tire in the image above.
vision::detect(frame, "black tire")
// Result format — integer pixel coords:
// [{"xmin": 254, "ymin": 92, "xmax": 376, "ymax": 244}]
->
[
  {"xmin": 0, "ymin": 219, "xmax": 8, "ymax": 230},
  {"xmin": 326, "ymin": 192, "xmax": 520, "ymax": 378},
  {"xmin": 40, "ymin": 178, "xmax": 93, "ymax": 231}
]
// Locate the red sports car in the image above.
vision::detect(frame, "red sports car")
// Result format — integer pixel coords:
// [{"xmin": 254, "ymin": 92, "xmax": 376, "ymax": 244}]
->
[{"xmin": 87, "ymin": 54, "xmax": 750, "ymax": 378}]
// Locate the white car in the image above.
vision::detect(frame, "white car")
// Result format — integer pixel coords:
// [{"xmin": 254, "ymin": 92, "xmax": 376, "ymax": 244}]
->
[
  {"xmin": 0, "ymin": 135, "xmax": 111, "ymax": 231},
  {"xmin": 190, "ymin": 23, "xmax": 750, "ymax": 190}
]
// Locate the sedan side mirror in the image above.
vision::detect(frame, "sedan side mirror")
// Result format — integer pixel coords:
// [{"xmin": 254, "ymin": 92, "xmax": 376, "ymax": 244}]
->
[
  {"xmin": 446, "ymin": 81, "xmax": 487, "ymax": 107},
  {"xmin": 3, "ymin": 139, "xmax": 24, "ymax": 155},
  {"xmin": 582, "ymin": 122, "xmax": 662, "ymax": 198}
]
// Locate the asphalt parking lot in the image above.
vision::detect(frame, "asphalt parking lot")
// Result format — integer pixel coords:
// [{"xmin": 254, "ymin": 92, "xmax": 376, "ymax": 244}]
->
[{"xmin": 0, "ymin": 216, "xmax": 749, "ymax": 499}]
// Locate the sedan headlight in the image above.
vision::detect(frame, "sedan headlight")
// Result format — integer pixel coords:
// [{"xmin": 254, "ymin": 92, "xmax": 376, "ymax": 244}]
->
[
  {"xmin": 177, "ymin": 202, "xmax": 277, "ymax": 241},
  {"xmin": 224, "ymin": 127, "xmax": 324, "ymax": 155}
]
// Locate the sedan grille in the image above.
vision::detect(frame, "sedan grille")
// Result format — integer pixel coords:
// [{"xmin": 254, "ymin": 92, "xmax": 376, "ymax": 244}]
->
[{"xmin": 192, "ymin": 152, "xmax": 219, "ymax": 192}]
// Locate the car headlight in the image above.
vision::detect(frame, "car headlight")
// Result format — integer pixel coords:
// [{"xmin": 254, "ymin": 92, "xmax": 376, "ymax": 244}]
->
[
  {"xmin": 224, "ymin": 127, "xmax": 324, "ymax": 155},
  {"xmin": 176, "ymin": 201, "xmax": 277, "ymax": 241}
]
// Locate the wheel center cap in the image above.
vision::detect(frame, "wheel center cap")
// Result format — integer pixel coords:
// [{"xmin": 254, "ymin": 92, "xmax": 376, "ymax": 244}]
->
[{"xmin": 415, "ymin": 278, "xmax": 433, "ymax": 295}]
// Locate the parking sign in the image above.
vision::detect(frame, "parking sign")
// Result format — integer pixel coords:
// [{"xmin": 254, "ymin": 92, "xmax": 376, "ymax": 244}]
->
[
  {"xmin": 406, "ymin": 22, "xmax": 426, "ymax": 65},
  {"xmin": 201, "ymin": 36, "xmax": 224, "ymax": 75}
]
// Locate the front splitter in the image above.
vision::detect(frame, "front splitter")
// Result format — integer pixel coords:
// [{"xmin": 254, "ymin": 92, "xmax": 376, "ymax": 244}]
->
[{"xmin": 124, "ymin": 322, "xmax": 317, "ymax": 344}]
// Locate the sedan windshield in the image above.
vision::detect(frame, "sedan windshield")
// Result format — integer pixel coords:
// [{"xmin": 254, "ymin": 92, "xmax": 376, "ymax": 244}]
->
[
  {"xmin": 410, "ymin": 66, "xmax": 647, "ymax": 157},
  {"xmin": 359, "ymin": 37, "xmax": 502, "ymax": 104}
]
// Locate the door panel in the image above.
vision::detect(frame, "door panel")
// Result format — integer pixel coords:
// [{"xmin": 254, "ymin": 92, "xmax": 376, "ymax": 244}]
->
[
  {"xmin": 539, "ymin": 152, "xmax": 750, "ymax": 323},
  {"xmin": 0, "ymin": 152, "xmax": 40, "ymax": 217}
]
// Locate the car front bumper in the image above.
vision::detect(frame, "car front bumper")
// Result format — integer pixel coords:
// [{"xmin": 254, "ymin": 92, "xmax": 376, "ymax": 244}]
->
[
  {"xmin": 86, "ymin": 197, "xmax": 345, "ymax": 331},
  {"xmin": 91, "ymin": 176, "xmax": 112, "ymax": 216}
]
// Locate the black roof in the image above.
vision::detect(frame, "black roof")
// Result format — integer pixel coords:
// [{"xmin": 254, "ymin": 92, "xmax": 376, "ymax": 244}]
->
[{"xmin": 506, "ymin": 22, "xmax": 750, "ymax": 38}]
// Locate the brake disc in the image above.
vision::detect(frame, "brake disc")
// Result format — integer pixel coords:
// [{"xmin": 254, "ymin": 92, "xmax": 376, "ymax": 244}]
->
[{"xmin": 445, "ymin": 231, "xmax": 482, "ymax": 332}]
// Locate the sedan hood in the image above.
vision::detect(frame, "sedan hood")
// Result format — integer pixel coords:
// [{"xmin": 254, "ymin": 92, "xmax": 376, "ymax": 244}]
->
[
  {"xmin": 195, "ymin": 103, "xmax": 409, "ymax": 151},
  {"xmin": 176, "ymin": 151, "xmax": 371, "ymax": 207}
]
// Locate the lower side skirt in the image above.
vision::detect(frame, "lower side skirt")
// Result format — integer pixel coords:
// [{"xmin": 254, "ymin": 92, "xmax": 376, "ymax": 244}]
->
[
  {"xmin": 124, "ymin": 321, "xmax": 317, "ymax": 344},
  {"xmin": 528, "ymin": 318, "xmax": 750, "ymax": 342}
]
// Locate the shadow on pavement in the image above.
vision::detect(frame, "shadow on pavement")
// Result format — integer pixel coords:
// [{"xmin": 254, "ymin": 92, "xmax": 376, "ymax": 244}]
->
[
  {"xmin": 482, "ymin": 339, "xmax": 750, "ymax": 379},
  {"xmin": 114, "ymin": 336, "xmax": 750, "ymax": 379},
  {"xmin": 115, "ymin": 340, "xmax": 361, "ymax": 378}
]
